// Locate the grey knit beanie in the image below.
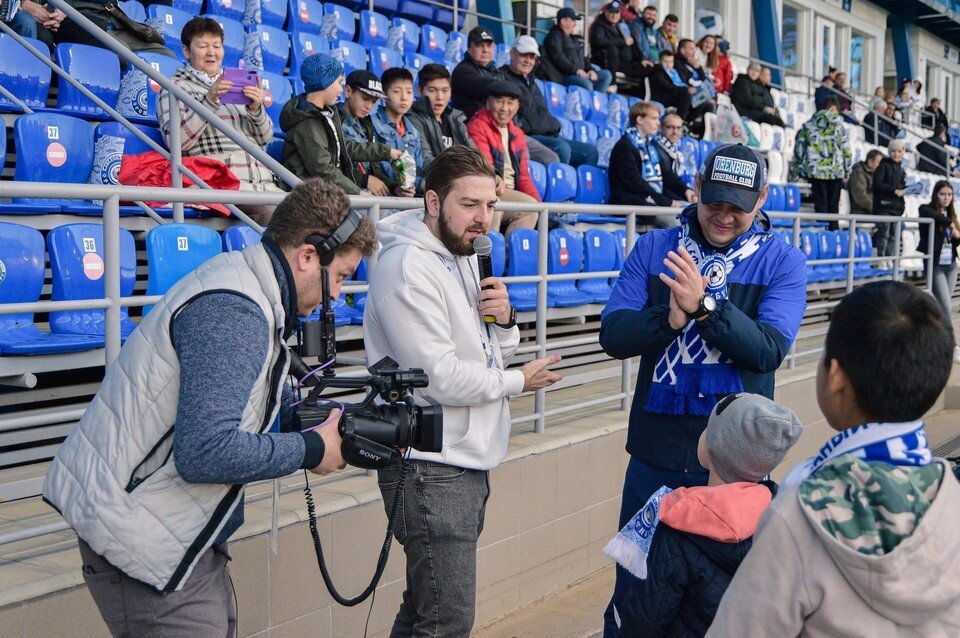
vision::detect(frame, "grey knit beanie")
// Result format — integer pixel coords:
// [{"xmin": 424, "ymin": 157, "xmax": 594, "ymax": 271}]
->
[{"xmin": 706, "ymin": 393, "xmax": 803, "ymax": 483}]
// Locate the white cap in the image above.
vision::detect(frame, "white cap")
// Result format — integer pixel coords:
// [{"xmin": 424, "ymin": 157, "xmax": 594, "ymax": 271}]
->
[{"xmin": 512, "ymin": 35, "xmax": 540, "ymax": 56}]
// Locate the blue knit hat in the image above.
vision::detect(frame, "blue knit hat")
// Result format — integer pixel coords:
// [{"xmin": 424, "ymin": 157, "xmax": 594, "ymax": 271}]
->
[{"xmin": 300, "ymin": 53, "xmax": 344, "ymax": 94}]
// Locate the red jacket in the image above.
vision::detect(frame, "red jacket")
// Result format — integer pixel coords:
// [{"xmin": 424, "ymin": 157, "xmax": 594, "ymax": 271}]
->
[
  {"xmin": 467, "ymin": 107, "xmax": 541, "ymax": 201},
  {"xmin": 714, "ymin": 54, "xmax": 734, "ymax": 95},
  {"xmin": 119, "ymin": 151, "xmax": 240, "ymax": 216}
]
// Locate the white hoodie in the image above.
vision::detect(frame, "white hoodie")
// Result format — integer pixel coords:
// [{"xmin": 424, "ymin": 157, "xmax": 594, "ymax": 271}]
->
[{"xmin": 363, "ymin": 210, "xmax": 524, "ymax": 470}]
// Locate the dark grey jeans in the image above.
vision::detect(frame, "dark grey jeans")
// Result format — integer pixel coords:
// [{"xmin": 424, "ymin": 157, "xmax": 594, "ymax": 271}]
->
[
  {"xmin": 378, "ymin": 460, "xmax": 491, "ymax": 638},
  {"xmin": 77, "ymin": 538, "xmax": 237, "ymax": 637}
]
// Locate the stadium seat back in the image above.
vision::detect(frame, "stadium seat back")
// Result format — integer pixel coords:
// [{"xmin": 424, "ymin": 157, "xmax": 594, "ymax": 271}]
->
[
  {"xmin": 207, "ymin": 15, "xmax": 246, "ymax": 67},
  {"xmin": 613, "ymin": 229, "xmax": 628, "ymax": 271},
  {"xmin": 360, "ymin": 10, "xmax": 389, "ymax": 48},
  {"xmin": 420, "ymin": 25, "xmax": 447, "ymax": 60},
  {"xmin": 245, "ymin": 25, "xmax": 290, "ymax": 74},
  {"xmin": 543, "ymin": 81, "xmax": 566, "ymax": 118},
  {"xmin": 259, "ymin": 72, "xmax": 292, "ymax": 134},
  {"xmin": 431, "ymin": 0, "xmax": 466, "ymax": 30},
  {"xmin": 147, "ymin": 5, "xmax": 192, "ymax": 53},
  {"xmin": 0, "ymin": 34, "xmax": 52, "ymax": 112},
  {"xmin": 571, "ymin": 120, "xmax": 596, "ymax": 146},
  {"xmin": 146, "ymin": 224, "xmax": 223, "ymax": 300},
  {"xmin": 118, "ymin": 0, "xmax": 146, "ymax": 22},
  {"xmin": 172, "ymin": 0, "xmax": 201, "ymax": 13},
  {"xmin": 116, "ymin": 52, "xmax": 179, "ymax": 123},
  {"xmin": 579, "ymin": 228, "xmax": 616, "ymax": 302},
  {"xmin": 588, "ymin": 90, "xmax": 608, "ymax": 127},
  {"xmin": 47, "ymin": 224, "xmax": 138, "ymax": 338},
  {"xmin": 405, "ymin": 52, "xmax": 433, "ymax": 75},
  {"xmin": 391, "ymin": 18, "xmax": 420, "ymax": 53},
  {"xmin": 557, "ymin": 116, "xmax": 574, "ymax": 141},
  {"xmin": 322, "ymin": 3, "xmax": 356, "ymax": 42},
  {"xmin": 222, "ymin": 225, "xmax": 263, "ymax": 251},
  {"xmin": 54, "ymin": 43, "xmax": 121, "ymax": 118},
  {"xmin": 290, "ymin": 32, "xmax": 330, "ymax": 76},
  {"xmin": 396, "ymin": 0, "xmax": 433, "ymax": 25},
  {"xmin": 576, "ymin": 165, "xmax": 608, "ymax": 205},
  {"xmin": 784, "ymin": 184, "xmax": 801, "ymax": 211},
  {"xmin": 91, "ymin": 122, "xmax": 165, "ymax": 187},
  {"xmin": 565, "ymin": 85, "xmax": 592, "ymax": 121},
  {"xmin": 528, "ymin": 160, "xmax": 547, "ymax": 200},
  {"xmin": 205, "ymin": 0, "xmax": 245, "ymax": 22},
  {"xmin": 766, "ymin": 184, "xmax": 785, "ymax": 212},
  {"xmin": 335, "ymin": 40, "xmax": 367, "ymax": 76},
  {"xmin": 289, "ymin": 0, "xmax": 324, "ymax": 34},
  {"xmin": 13, "ymin": 113, "xmax": 94, "ymax": 206},
  {"xmin": 545, "ymin": 162, "xmax": 577, "ymax": 202},
  {"xmin": 488, "ymin": 230, "xmax": 506, "ymax": 278},
  {"xmin": 548, "ymin": 229, "xmax": 592, "ymax": 307},
  {"xmin": 260, "ymin": 0, "xmax": 288, "ymax": 27},
  {"xmin": 368, "ymin": 47, "xmax": 403, "ymax": 75},
  {"xmin": 506, "ymin": 228, "xmax": 542, "ymax": 310}
]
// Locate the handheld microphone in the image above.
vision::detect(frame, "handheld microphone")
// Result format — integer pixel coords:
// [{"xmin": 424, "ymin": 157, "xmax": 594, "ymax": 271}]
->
[{"xmin": 472, "ymin": 234, "xmax": 497, "ymax": 323}]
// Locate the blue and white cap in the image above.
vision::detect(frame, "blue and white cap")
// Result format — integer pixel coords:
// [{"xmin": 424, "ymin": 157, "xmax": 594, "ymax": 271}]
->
[{"xmin": 699, "ymin": 144, "xmax": 767, "ymax": 213}]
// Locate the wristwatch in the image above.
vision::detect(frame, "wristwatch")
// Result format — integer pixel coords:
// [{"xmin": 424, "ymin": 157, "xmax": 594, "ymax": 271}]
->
[
  {"xmin": 689, "ymin": 294, "xmax": 716, "ymax": 320},
  {"xmin": 495, "ymin": 307, "xmax": 517, "ymax": 329}
]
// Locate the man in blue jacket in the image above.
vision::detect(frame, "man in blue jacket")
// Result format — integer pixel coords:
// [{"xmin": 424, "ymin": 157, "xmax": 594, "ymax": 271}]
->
[{"xmin": 598, "ymin": 144, "xmax": 807, "ymax": 637}]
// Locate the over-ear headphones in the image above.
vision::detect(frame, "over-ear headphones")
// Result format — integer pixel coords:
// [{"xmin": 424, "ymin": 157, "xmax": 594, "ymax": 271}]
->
[{"xmin": 305, "ymin": 209, "xmax": 363, "ymax": 267}]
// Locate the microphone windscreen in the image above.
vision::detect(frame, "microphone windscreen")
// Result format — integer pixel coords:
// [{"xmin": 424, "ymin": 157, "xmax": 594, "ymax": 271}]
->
[{"xmin": 472, "ymin": 234, "xmax": 493, "ymax": 256}]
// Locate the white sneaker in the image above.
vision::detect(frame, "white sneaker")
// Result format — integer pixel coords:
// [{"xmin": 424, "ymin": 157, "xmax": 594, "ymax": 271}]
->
[{"xmin": 953, "ymin": 346, "xmax": 960, "ymax": 365}]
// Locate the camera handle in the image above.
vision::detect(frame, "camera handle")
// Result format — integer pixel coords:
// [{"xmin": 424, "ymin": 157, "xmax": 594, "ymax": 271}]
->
[{"xmin": 301, "ymin": 459, "xmax": 408, "ymax": 606}]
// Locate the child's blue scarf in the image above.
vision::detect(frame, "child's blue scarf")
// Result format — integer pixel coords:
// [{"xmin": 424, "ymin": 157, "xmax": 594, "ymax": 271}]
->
[
  {"xmin": 644, "ymin": 211, "xmax": 770, "ymax": 416},
  {"xmin": 625, "ymin": 127, "xmax": 663, "ymax": 193}
]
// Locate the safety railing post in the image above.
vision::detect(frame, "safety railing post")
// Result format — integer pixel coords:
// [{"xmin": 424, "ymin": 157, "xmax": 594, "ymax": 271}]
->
[
  {"xmin": 926, "ymin": 218, "xmax": 935, "ymax": 292},
  {"xmin": 845, "ymin": 219, "xmax": 857, "ymax": 292},
  {"xmin": 535, "ymin": 206, "xmax": 549, "ymax": 434},
  {"xmin": 103, "ymin": 194, "xmax": 122, "ymax": 366},
  {"xmin": 894, "ymin": 219, "xmax": 903, "ymax": 282},
  {"xmin": 620, "ymin": 212, "xmax": 638, "ymax": 411},
  {"xmin": 367, "ymin": 203, "xmax": 381, "ymax": 271},
  {"xmin": 168, "ymin": 94, "xmax": 185, "ymax": 223}
]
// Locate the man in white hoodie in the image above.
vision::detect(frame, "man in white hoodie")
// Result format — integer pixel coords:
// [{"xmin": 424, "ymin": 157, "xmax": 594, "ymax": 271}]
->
[{"xmin": 364, "ymin": 145, "xmax": 563, "ymax": 637}]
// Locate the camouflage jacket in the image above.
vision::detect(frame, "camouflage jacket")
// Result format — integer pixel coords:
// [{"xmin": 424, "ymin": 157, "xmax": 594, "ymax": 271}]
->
[{"xmin": 793, "ymin": 110, "xmax": 852, "ymax": 181}]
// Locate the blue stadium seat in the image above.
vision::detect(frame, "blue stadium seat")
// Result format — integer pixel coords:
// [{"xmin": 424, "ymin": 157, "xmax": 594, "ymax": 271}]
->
[
  {"xmin": 565, "ymin": 85, "xmax": 592, "ymax": 122},
  {"xmin": 53, "ymin": 43, "xmax": 120, "ymax": 119},
  {"xmin": 359, "ymin": 10, "xmax": 390, "ymax": 48},
  {"xmin": 368, "ymin": 47, "xmax": 403, "ymax": 76},
  {"xmin": 323, "ymin": 3, "xmax": 356, "ymax": 42},
  {"xmin": 206, "ymin": 0, "xmax": 245, "ymax": 22},
  {"xmin": 545, "ymin": 162, "xmax": 577, "ymax": 202},
  {"xmin": 222, "ymin": 225, "xmax": 263, "ymax": 251},
  {"xmin": 548, "ymin": 229, "xmax": 592, "ymax": 307},
  {"xmin": 528, "ymin": 160, "xmax": 547, "ymax": 200},
  {"xmin": 816, "ymin": 231, "xmax": 842, "ymax": 281},
  {"xmin": 247, "ymin": 25, "xmax": 290, "ymax": 74},
  {"xmin": 431, "ymin": 0, "xmax": 467, "ymax": 29},
  {"xmin": 784, "ymin": 184, "xmax": 801, "ymax": 211},
  {"xmin": 507, "ymin": 229, "xmax": 553, "ymax": 311},
  {"xmin": 599, "ymin": 124, "xmax": 618, "ymax": 139},
  {"xmin": 405, "ymin": 52, "xmax": 433, "ymax": 75},
  {"xmin": 543, "ymin": 81, "xmax": 566, "ymax": 119},
  {"xmin": 420, "ymin": 25, "xmax": 447, "ymax": 60},
  {"xmin": 47, "ymin": 224, "xmax": 138, "ymax": 340},
  {"xmin": 147, "ymin": 5, "xmax": 192, "ymax": 53},
  {"xmin": 391, "ymin": 17, "xmax": 420, "ymax": 53},
  {"xmin": 588, "ymin": 90, "xmax": 608, "ymax": 128},
  {"xmin": 145, "ymin": 224, "xmax": 223, "ymax": 306},
  {"xmin": 119, "ymin": 0, "xmax": 146, "ymax": 22},
  {"xmin": 833, "ymin": 229, "xmax": 856, "ymax": 280},
  {"xmin": 0, "ymin": 34, "xmax": 51, "ymax": 113},
  {"xmin": 395, "ymin": 0, "xmax": 433, "ymax": 25},
  {"xmin": 290, "ymin": 33, "xmax": 330, "ymax": 77},
  {"xmin": 799, "ymin": 229, "xmax": 820, "ymax": 283},
  {"xmin": 677, "ymin": 135, "xmax": 699, "ymax": 175},
  {"xmin": 557, "ymin": 116, "xmax": 574, "ymax": 141},
  {"xmin": 0, "ymin": 222, "xmax": 105, "ymax": 355},
  {"xmin": 86, "ymin": 122, "xmax": 165, "ymax": 190},
  {"xmin": 534, "ymin": 78, "xmax": 545, "ymax": 97},
  {"xmin": 342, "ymin": 257, "xmax": 368, "ymax": 324},
  {"xmin": 448, "ymin": 31, "xmax": 466, "ymax": 55},
  {"xmin": 606, "ymin": 93, "xmax": 629, "ymax": 129},
  {"xmin": 613, "ymin": 229, "xmax": 628, "ymax": 271},
  {"xmin": 578, "ymin": 229, "xmax": 616, "ymax": 303},
  {"xmin": 766, "ymin": 183, "xmax": 785, "ymax": 215},
  {"xmin": 855, "ymin": 229, "xmax": 887, "ymax": 276},
  {"xmin": 494, "ymin": 43, "xmax": 509, "ymax": 67},
  {"xmin": 116, "ymin": 52, "xmax": 180, "ymax": 125},
  {"xmin": 265, "ymin": 137, "xmax": 284, "ymax": 163},
  {"xmin": 172, "ymin": 0, "xmax": 202, "ymax": 14},
  {"xmin": 259, "ymin": 72, "xmax": 292, "ymax": 136},
  {"xmin": 206, "ymin": 15, "xmax": 246, "ymax": 67},
  {"xmin": 576, "ymin": 165, "xmax": 608, "ymax": 205},
  {"xmin": 572, "ymin": 121, "xmax": 598, "ymax": 147},
  {"xmin": 260, "ymin": 0, "xmax": 288, "ymax": 27},
  {"xmin": 489, "ymin": 231, "xmax": 506, "ymax": 278},
  {"xmin": 289, "ymin": 0, "xmax": 324, "ymax": 34},
  {"xmin": 335, "ymin": 40, "xmax": 367, "ymax": 76}
]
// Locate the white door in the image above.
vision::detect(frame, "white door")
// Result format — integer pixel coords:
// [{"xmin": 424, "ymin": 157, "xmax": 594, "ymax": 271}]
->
[{"xmin": 814, "ymin": 16, "xmax": 837, "ymax": 80}]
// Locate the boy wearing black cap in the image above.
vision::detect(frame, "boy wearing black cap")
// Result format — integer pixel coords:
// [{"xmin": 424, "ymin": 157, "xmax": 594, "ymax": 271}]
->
[
  {"xmin": 338, "ymin": 69, "xmax": 402, "ymax": 197},
  {"xmin": 615, "ymin": 393, "xmax": 802, "ymax": 636},
  {"xmin": 451, "ymin": 25, "xmax": 503, "ymax": 120},
  {"xmin": 599, "ymin": 143, "xmax": 807, "ymax": 637},
  {"xmin": 280, "ymin": 54, "xmax": 401, "ymax": 195}
]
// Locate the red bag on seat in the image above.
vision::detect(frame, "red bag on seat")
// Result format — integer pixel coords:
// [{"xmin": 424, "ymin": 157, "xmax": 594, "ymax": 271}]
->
[{"xmin": 118, "ymin": 151, "xmax": 241, "ymax": 216}]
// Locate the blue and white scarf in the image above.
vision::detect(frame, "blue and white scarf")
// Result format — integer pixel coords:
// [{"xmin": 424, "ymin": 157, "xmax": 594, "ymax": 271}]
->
[
  {"xmin": 603, "ymin": 485, "xmax": 673, "ymax": 579},
  {"xmin": 625, "ymin": 127, "xmax": 663, "ymax": 194},
  {"xmin": 781, "ymin": 421, "xmax": 931, "ymax": 490},
  {"xmin": 645, "ymin": 214, "xmax": 770, "ymax": 416}
]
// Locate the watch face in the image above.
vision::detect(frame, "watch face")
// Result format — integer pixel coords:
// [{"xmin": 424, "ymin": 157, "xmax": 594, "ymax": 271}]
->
[{"xmin": 703, "ymin": 295, "xmax": 717, "ymax": 311}]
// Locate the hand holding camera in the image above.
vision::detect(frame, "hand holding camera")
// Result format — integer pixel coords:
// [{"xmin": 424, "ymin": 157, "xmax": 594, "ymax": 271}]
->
[{"xmin": 303, "ymin": 408, "xmax": 347, "ymax": 475}]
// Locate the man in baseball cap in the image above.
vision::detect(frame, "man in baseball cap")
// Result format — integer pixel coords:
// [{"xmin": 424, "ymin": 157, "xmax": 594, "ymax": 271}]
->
[
  {"xmin": 598, "ymin": 141, "xmax": 806, "ymax": 636},
  {"xmin": 451, "ymin": 24, "xmax": 502, "ymax": 119},
  {"xmin": 544, "ymin": 5, "xmax": 614, "ymax": 93}
]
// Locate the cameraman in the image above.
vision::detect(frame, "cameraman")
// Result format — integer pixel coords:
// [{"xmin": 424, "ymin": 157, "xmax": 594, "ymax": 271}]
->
[
  {"xmin": 43, "ymin": 180, "xmax": 375, "ymax": 636},
  {"xmin": 364, "ymin": 145, "xmax": 563, "ymax": 637}
]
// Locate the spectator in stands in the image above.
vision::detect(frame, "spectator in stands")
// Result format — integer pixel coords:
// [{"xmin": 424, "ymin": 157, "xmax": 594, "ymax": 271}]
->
[
  {"xmin": 44, "ymin": 179, "xmax": 370, "ymax": 634},
  {"xmin": 874, "ymin": 86, "xmax": 885, "ymax": 99},
  {"xmin": 157, "ymin": 17, "xmax": 281, "ymax": 225},
  {"xmin": 833, "ymin": 71, "xmax": 854, "ymax": 114},
  {"xmin": 657, "ymin": 12, "xmax": 679, "ymax": 54},
  {"xmin": 54, "ymin": 0, "xmax": 173, "ymax": 56},
  {"xmin": 451, "ymin": 25, "xmax": 501, "ymax": 120},
  {"xmin": 848, "ymin": 149, "xmax": 883, "ymax": 217},
  {"xmin": 655, "ymin": 111, "xmax": 685, "ymax": 175},
  {"xmin": 589, "ymin": 1, "xmax": 648, "ymax": 80},
  {"xmin": 861, "ymin": 97, "xmax": 897, "ymax": 146},
  {"xmin": 919, "ymin": 180, "xmax": 960, "ymax": 363},
  {"xmin": 544, "ymin": 7, "xmax": 614, "ymax": 92},
  {"xmin": 408, "ymin": 64, "xmax": 473, "ymax": 159},
  {"xmin": 918, "ymin": 125, "xmax": 952, "ymax": 176},
  {"xmin": 366, "ymin": 145, "xmax": 562, "ymax": 638},
  {"xmin": 467, "ymin": 81, "xmax": 540, "ymax": 234},
  {"xmin": 501, "ymin": 35, "xmax": 599, "ymax": 168},
  {"xmin": 794, "ymin": 97, "xmax": 851, "ymax": 231},
  {"xmin": 709, "ymin": 281, "xmax": 960, "ymax": 637},
  {"xmin": 714, "ymin": 39, "xmax": 734, "ymax": 94},
  {"xmin": 3, "ymin": 0, "xmax": 62, "ymax": 47},
  {"xmin": 280, "ymin": 63, "xmax": 401, "ymax": 197},
  {"xmin": 885, "ymin": 99, "xmax": 903, "ymax": 133},
  {"xmin": 813, "ymin": 75, "xmax": 835, "ymax": 112},
  {"xmin": 730, "ymin": 63, "xmax": 781, "ymax": 126},
  {"xmin": 925, "ymin": 97, "xmax": 949, "ymax": 131},
  {"xmin": 650, "ymin": 50, "xmax": 694, "ymax": 120},
  {"xmin": 757, "ymin": 67, "xmax": 787, "ymax": 127},
  {"xmin": 635, "ymin": 5, "xmax": 664, "ymax": 64},
  {"xmin": 675, "ymin": 38, "xmax": 717, "ymax": 125},
  {"xmin": 609, "ymin": 101, "xmax": 694, "ymax": 223},
  {"xmin": 696, "ymin": 34, "xmax": 731, "ymax": 95},
  {"xmin": 872, "ymin": 139, "xmax": 908, "ymax": 259},
  {"xmin": 600, "ymin": 143, "xmax": 807, "ymax": 638},
  {"xmin": 370, "ymin": 67, "xmax": 431, "ymax": 195},
  {"xmin": 617, "ymin": 394, "xmax": 802, "ymax": 636}
]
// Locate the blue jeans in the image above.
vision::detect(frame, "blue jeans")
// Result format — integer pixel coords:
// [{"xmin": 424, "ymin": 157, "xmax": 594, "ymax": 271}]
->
[
  {"xmin": 531, "ymin": 135, "xmax": 600, "ymax": 167},
  {"xmin": 563, "ymin": 69, "xmax": 614, "ymax": 93},
  {"xmin": 603, "ymin": 457, "xmax": 708, "ymax": 637},
  {"xmin": 6, "ymin": 10, "xmax": 38, "ymax": 39},
  {"xmin": 932, "ymin": 261, "xmax": 958, "ymax": 340}
]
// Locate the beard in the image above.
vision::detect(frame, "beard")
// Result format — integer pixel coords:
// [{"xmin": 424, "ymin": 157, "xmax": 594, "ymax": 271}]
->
[
  {"xmin": 437, "ymin": 206, "xmax": 485, "ymax": 256},
  {"xmin": 643, "ymin": 16, "xmax": 655, "ymax": 27}
]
